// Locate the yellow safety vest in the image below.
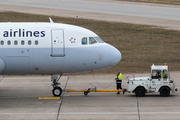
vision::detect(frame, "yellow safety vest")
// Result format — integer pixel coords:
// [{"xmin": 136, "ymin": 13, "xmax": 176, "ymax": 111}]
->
[
  {"xmin": 118, "ymin": 73, "xmax": 122, "ymax": 80},
  {"xmin": 163, "ymin": 72, "xmax": 166, "ymax": 78}
]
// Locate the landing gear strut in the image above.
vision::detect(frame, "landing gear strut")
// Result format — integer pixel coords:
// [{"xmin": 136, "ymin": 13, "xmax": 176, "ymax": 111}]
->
[{"xmin": 51, "ymin": 74, "xmax": 62, "ymax": 96}]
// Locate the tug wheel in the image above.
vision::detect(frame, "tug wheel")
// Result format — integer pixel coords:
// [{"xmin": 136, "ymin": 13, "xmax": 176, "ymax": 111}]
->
[
  {"xmin": 135, "ymin": 87, "xmax": 145, "ymax": 97},
  {"xmin": 160, "ymin": 87, "xmax": 170, "ymax": 97}
]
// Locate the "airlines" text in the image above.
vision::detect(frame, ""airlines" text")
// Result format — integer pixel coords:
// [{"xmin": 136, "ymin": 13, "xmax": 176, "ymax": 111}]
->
[{"xmin": 3, "ymin": 29, "xmax": 45, "ymax": 37}]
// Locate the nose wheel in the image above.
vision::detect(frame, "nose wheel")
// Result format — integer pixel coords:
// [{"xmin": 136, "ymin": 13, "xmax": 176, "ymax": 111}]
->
[
  {"xmin": 51, "ymin": 74, "xmax": 63, "ymax": 96},
  {"xmin": 52, "ymin": 87, "xmax": 62, "ymax": 96}
]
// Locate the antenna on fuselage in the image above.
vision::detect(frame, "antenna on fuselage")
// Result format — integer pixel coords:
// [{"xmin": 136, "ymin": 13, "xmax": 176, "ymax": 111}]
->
[{"xmin": 49, "ymin": 17, "xmax": 54, "ymax": 23}]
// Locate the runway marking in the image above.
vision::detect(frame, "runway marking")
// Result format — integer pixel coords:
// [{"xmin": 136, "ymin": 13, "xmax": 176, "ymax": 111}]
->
[
  {"xmin": 60, "ymin": 112, "xmax": 180, "ymax": 115},
  {"xmin": 0, "ymin": 112, "xmax": 180, "ymax": 115},
  {"xmin": 57, "ymin": 76, "xmax": 69, "ymax": 120},
  {"xmin": 136, "ymin": 97, "xmax": 140, "ymax": 120},
  {"xmin": 38, "ymin": 97, "xmax": 60, "ymax": 99},
  {"xmin": 0, "ymin": 113, "xmax": 57, "ymax": 114}
]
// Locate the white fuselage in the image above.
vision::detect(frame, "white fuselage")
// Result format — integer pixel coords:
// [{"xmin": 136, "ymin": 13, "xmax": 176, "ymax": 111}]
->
[{"xmin": 0, "ymin": 22, "xmax": 121, "ymax": 75}]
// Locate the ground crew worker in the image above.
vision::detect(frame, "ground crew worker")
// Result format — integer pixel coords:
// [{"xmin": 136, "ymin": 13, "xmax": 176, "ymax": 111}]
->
[
  {"xmin": 163, "ymin": 70, "xmax": 167, "ymax": 78},
  {"xmin": 160, "ymin": 70, "xmax": 167, "ymax": 78},
  {"xmin": 155, "ymin": 71, "xmax": 161, "ymax": 79},
  {"xmin": 115, "ymin": 71, "xmax": 124, "ymax": 94}
]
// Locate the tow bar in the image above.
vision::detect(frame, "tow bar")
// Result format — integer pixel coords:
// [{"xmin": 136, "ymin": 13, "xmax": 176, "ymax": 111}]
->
[{"xmin": 66, "ymin": 83, "xmax": 127, "ymax": 96}]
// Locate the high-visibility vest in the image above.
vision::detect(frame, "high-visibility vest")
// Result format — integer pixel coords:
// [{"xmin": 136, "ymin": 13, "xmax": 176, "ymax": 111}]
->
[
  {"xmin": 118, "ymin": 73, "xmax": 122, "ymax": 80},
  {"xmin": 160, "ymin": 72, "xmax": 166, "ymax": 78},
  {"xmin": 159, "ymin": 73, "xmax": 161, "ymax": 77},
  {"xmin": 163, "ymin": 72, "xmax": 166, "ymax": 78}
]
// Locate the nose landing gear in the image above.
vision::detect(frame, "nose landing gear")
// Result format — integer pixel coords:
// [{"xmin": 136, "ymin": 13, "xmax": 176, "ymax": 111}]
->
[{"xmin": 51, "ymin": 74, "xmax": 62, "ymax": 96}]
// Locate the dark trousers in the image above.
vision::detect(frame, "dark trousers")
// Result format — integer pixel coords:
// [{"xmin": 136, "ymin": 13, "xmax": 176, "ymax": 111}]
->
[{"xmin": 117, "ymin": 83, "xmax": 122, "ymax": 90}]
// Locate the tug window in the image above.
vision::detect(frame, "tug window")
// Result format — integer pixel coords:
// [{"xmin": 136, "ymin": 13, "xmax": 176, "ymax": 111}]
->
[
  {"xmin": 21, "ymin": 40, "xmax": 25, "ymax": 45},
  {"xmin": 0, "ymin": 41, "xmax": 4, "ymax": 45},
  {"xmin": 82, "ymin": 37, "xmax": 87, "ymax": 45},
  {"xmin": 7, "ymin": 40, "xmax": 11, "ymax": 45},
  {"xmin": 152, "ymin": 70, "xmax": 161, "ymax": 79},
  {"xmin": 152, "ymin": 70, "xmax": 168, "ymax": 79},
  {"xmin": 14, "ymin": 40, "xmax": 18, "ymax": 45},
  {"xmin": 162, "ymin": 70, "xmax": 168, "ymax": 79},
  {"xmin": 35, "ymin": 40, "xmax": 38, "ymax": 45},
  {"xmin": 89, "ymin": 37, "xmax": 97, "ymax": 44}
]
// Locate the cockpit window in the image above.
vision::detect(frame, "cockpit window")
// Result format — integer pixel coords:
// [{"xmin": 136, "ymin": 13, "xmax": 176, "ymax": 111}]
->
[
  {"xmin": 94, "ymin": 37, "xmax": 104, "ymax": 43},
  {"xmin": 82, "ymin": 37, "xmax": 87, "ymax": 45},
  {"xmin": 89, "ymin": 37, "xmax": 97, "ymax": 44}
]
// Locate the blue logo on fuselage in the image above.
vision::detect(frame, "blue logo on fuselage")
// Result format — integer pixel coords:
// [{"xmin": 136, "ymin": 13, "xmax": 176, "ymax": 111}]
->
[{"xmin": 3, "ymin": 29, "xmax": 45, "ymax": 37}]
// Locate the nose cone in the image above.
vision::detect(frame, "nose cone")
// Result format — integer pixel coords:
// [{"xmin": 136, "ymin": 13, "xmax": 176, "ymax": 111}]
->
[{"xmin": 109, "ymin": 46, "xmax": 121, "ymax": 66}]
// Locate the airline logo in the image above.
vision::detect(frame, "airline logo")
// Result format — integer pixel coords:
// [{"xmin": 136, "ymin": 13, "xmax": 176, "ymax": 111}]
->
[{"xmin": 3, "ymin": 29, "xmax": 45, "ymax": 37}]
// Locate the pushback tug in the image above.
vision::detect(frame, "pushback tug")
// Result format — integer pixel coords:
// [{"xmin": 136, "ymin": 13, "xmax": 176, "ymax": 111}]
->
[{"xmin": 128, "ymin": 63, "xmax": 177, "ymax": 96}]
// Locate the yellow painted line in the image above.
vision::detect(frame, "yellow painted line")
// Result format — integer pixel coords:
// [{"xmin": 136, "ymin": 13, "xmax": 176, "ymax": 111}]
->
[{"xmin": 38, "ymin": 97, "xmax": 60, "ymax": 99}]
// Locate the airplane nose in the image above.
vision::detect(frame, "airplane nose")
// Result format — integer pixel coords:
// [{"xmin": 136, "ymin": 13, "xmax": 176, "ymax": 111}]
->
[{"xmin": 109, "ymin": 46, "xmax": 121, "ymax": 66}]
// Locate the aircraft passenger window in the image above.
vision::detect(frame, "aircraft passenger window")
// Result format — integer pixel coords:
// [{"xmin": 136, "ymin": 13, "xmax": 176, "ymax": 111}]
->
[
  {"xmin": 89, "ymin": 37, "xmax": 97, "ymax": 44},
  {"xmin": 7, "ymin": 40, "xmax": 11, "ymax": 45},
  {"xmin": 82, "ymin": 37, "xmax": 87, "ymax": 45},
  {"xmin": 28, "ymin": 40, "xmax": 31, "ymax": 45},
  {"xmin": 35, "ymin": 40, "xmax": 38, "ymax": 45},
  {"xmin": 14, "ymin": 40, "xmax": 18, "ymax": 45},
  {"xmin": 94, "ymin": 37, "xmax": 104, "ymax": 43},
  {"xmin": 0, "ymin": 41, "xmax": 4, "ymax": 45},
  {"xmin": 21, "ymin": 40, "xmax": 25, "ymax": 45}
]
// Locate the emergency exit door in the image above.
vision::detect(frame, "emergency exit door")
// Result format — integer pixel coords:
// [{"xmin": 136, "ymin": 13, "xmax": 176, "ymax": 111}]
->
[{"xmin": 51, "ymin": 29, "xmax": 65, "ymax": 57}]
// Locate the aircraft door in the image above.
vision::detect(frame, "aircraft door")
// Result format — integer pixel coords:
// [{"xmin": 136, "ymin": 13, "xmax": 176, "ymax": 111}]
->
[{"xmin": 51, "ymin": 29, "xmax": 65, "ymax": 57}]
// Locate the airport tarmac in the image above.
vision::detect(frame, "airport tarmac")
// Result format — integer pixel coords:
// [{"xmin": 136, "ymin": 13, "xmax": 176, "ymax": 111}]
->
[{"xmin": 0, "ymin": 72, "xmax": 180, "ymax": 120}]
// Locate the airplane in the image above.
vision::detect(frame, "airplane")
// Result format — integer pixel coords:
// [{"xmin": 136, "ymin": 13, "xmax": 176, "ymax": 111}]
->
[{"xmin": 0, "ymin": 18, "xmax": 121, "ymax": 96}]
